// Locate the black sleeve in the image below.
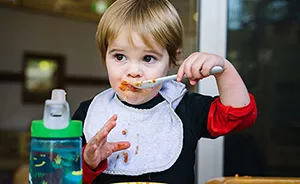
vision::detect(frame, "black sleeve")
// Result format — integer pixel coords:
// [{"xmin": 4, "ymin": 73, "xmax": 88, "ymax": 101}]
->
[
  {"xmin": 176, "ymin": 92, "xmax": 218, "ymax": 140},
  {"xmin": 72, "ymin": 99, "xmax": 93, "ymax": 146}
]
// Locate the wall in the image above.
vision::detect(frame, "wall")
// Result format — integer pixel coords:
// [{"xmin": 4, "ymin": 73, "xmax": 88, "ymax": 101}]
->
[{"xmin": 0, "ymin": 7, "xmax": 108, "ymax": 130}]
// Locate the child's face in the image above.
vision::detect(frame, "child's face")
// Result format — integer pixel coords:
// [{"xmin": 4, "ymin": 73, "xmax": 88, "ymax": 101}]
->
[{"xmin": 106, "ymin": 30, "xmax": 170, "ymax": 105}]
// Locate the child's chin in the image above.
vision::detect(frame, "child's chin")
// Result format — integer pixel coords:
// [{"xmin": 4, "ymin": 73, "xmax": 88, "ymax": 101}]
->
[
  {"xmin": 123, "ymin": 97, "xmax": 147, "ymax": 105},
  {"xmin": 121, "ymin": 94, "xmax": 152, "ymax": 105},
  {"xmin": 117, "ymin": 88, "xmax": 160, "ymax": 105}
]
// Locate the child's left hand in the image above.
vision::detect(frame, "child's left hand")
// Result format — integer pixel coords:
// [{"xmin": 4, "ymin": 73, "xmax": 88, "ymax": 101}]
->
[{"xmin": 176, "ymin": 52, "xmax": 225, "ymax": 85}]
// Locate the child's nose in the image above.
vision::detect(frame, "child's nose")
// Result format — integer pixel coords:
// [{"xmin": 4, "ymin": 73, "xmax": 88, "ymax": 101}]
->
[{"xmin": 126, "ymin": 63, "xmax": 142, "ymax": 78}]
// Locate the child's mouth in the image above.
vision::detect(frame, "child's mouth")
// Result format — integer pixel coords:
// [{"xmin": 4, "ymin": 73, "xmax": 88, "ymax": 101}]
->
[{"xmin": 119, "ymin": 80, "xmax": 138, "ymax": 92}]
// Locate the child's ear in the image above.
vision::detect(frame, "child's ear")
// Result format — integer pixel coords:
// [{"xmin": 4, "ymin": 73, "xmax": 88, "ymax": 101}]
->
[
  {"xmin": 176, "ymin": 49, "xmax": 182, "ymax": 60},
  {"xmin": 171, "ymin": 48, "xmax": 182, "ymax": 67}
]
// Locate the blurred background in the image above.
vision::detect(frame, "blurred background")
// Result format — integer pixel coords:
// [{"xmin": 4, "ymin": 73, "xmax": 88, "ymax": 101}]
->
[{"xmin": 0, "ymin": 0, "xmax": 299, "ymax": 183}]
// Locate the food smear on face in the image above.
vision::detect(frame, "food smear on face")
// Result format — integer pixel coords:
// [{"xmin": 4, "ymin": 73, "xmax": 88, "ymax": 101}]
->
[
  {"xmin": 119, "ymin": 81, "xmax": 127, "ymax": 91},
  {"xmin": 122, "ymin": 152, "xmax": 129, "ymax": 163},
  {"xmin": 119, "ymin": 81, "xmax": 129, "ymax": 91},
  {"xmin": 119, "ymin": 80, "xmax": 137, "ymax": 92}
]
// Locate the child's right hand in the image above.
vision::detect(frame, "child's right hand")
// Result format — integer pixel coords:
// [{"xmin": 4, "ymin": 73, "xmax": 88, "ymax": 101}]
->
[{"xmin": 83, "ymin": 114, "xmax": 130, "ymax": 170}]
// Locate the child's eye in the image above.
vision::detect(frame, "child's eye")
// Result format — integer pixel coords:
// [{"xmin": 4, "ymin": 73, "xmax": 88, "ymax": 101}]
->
[
  {"xmin": 143, "ymin": 55, "xmax": 156, "ymax": 63},
  {"xmin": 114, "ymin": 54, "xmax": 126, "ymax": 62}
]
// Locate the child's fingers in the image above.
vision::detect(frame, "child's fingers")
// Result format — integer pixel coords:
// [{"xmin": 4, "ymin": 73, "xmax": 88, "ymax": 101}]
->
[
  {"xmin": 96, "ymin": 114, "xmax": 118, "ymax": 145},
  {"xmin": 85, "ymin": 142, "xmax": 98, "ymax": 156},
  {"xmin": 201, "ymin": 60, "xmax": 216, "ymax": 77},
  {"xmin": 103, "ymin": 114, "xmax": 118, "ymax": 133},
  {"xmin": 189, "ymin": 79, "xmax": 199, "ymax": 86},
  {"xmin": 177, "ymin": 53, "xmax": 196, "ymax": 81},
  {"xmin": 111, "ymin": 141, "xmax": 131, "ymax": 152},
  {"xmin": 95, "ymin": 130, "xmax": 108, "ymax": 145},
  {"xmin": 183, "ymin": 56, "xmax": 198, "ymax": 79},
  {"xmin": 178, "ymin": 53, "xmax": 198, "ymax": 81},
  {"xmin": 190, "ymin": 57, "xmax": 206, "ymax": 79},
  {"xmin": 177, "ymin": 62, "xmax": 185, "ymax": 82}
]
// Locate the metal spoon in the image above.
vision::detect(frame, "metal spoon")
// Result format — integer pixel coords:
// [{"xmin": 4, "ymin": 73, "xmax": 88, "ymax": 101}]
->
[{"xmin": 131, "ymin": 66, "xmax": 223, "ymax": 89}]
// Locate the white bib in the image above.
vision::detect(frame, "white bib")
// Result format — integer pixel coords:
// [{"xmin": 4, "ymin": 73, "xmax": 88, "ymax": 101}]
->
[{"xmin": 84, "ymin": 80, "xmax": 187, "ymax": 175}]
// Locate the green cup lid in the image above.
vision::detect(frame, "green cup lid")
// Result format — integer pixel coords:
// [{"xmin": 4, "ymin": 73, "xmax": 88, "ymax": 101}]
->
[{"xmin": 31, "ymin": 120, "xmax": 82, "ymax": 138}]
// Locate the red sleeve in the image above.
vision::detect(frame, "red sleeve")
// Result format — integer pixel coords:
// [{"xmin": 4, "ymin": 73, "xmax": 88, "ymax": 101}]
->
[
  {"xmin": 82, "ymin": 144, "xmax": 108, "ymax": 184},
  {"xmin": 207, "ymin": 93, "xmax": 257, "ymax": 137}
]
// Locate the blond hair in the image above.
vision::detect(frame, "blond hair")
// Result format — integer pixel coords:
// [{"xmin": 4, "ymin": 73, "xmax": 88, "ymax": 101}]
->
[{"xmin": 96, "ymin": 0, "xmax": 183, "ymax": 66}]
